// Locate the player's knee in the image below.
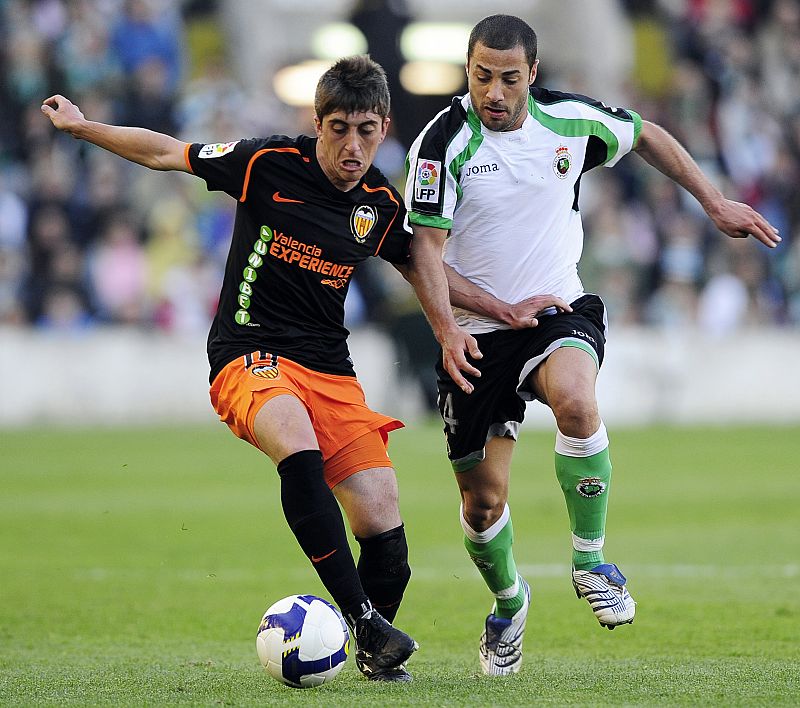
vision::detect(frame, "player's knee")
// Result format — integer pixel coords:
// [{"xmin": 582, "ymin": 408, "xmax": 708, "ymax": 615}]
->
[
  {"xmin": 552, "ymin": 395, "xmax": 600, "ymax": 439},
  {"xmin": 462, "ymin": 496, "xmax": 506, "ymax": 532},
  {"xmin": 351, "ymin": 495, "xmax": 402, "ymax": 538}
]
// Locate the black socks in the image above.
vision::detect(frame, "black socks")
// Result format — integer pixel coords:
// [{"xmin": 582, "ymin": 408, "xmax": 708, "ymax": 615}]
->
[
  {"xmin": 356, "ymin": 524, "xmax": 411, "ymax": 624},
  {"xmin": 277, "ymin": 450, "xmax": 369, "ymax": 624}
]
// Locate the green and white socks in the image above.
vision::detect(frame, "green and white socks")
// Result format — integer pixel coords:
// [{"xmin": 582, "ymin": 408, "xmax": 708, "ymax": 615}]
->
[
  {"xmin": 555, "ymin": 422, "xmax": 612, "ymax": 571},
  {"xmin": 461, "ymin": 503, "xmax": 525, "ymax": 618},
  {"xmin": 461, "ymin": 422, "xmax": 613, "ymax": 613}
]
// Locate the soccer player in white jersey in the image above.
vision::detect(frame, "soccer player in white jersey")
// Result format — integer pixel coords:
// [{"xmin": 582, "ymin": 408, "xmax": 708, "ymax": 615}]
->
[{"xmin": 405, "ymin": 14, "xmax": 781, "ymax": 676}]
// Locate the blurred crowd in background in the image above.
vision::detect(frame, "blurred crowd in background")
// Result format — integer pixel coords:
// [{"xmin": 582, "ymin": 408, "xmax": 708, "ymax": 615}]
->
[{"xmin": 1, "ymin": 0, "xmax": 798, "ymax": 354}]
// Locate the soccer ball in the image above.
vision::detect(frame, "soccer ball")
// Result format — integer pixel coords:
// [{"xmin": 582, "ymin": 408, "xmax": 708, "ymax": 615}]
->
[{"xmin": 256, "ymin": 594, "xmax": 350, "ymax": 688}]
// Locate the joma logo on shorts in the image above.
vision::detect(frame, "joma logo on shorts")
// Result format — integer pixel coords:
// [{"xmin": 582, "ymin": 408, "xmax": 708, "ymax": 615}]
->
[
  {"xmin": 464, "ymin": 163, "xmax": 499, "ymax": 177},
  {"xmin": 571, "ymin": 329, "xmax": 597, "ymax": 345}
]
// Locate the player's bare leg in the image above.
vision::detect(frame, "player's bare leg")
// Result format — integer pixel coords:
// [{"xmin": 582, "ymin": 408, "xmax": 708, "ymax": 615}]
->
[
  {"xmin": 334, "ymin": 467, "xmax": 401, "ymax": 537},
  {"xmin": 457, "ymin": 437, "xmax": 530, "ymax": 674},
  {"xmin": 531, "ymin": 346, "xmax": 635, "ymax": 628}
]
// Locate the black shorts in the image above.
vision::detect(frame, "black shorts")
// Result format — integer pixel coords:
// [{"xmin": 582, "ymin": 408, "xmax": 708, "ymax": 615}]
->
[{"xmin": 436, "ymin": 294, "xmax": 607, "ymax": 471}]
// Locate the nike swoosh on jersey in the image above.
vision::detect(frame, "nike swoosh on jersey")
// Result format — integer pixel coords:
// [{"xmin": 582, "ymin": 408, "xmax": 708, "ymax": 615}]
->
[
  {"xmin": 311, "ymin": 549, "xmax": 338, "ymax": 563},
  {"xmin": 273, "ymin": 191, "xmax": 304, "ymax": 204}
]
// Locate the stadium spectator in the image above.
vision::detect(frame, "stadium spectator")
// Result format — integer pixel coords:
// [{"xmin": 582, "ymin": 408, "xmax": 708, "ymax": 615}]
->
[
  {"xmin": 0, "ymin": 174, "xmax": 29, "ymax": 324},
  {"xmin": 110, "ymin": 0, "xmax": 182, "ymax": 93},
  {"xmin": 56, "ymin": 0, "xmax": 121, "ymax": 95},
  {"xmin": 87, "ymin": 213, "xmax": 148, "ymax": 324}
]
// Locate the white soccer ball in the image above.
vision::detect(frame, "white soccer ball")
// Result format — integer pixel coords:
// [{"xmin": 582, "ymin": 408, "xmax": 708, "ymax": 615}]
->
[{"xmin": 256, "ymin": 594, "xmax": 350, "ymax": 688}]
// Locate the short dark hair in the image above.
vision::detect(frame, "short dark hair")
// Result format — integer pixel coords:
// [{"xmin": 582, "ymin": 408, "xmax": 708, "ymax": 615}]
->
[
  {"xmin": 468, "ymin": 14, "xmax": 538, "ymax": 68},
  {"xmin": 314, "ymin": 55, "xmax": 390, "ymax": 121}
]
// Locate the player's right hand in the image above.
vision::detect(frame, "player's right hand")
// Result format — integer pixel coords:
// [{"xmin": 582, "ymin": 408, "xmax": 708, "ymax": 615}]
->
[
  {"xmin": 441, "ymin": 326, "xmax": 482, "ymax": 394},
  {"xmin": 41, "ymin": 95, "xmax": 85, "ymax": 136}
]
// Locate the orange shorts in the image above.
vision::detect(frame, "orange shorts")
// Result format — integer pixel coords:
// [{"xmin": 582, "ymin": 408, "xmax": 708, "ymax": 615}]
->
[{"xmin": 209, "ymin": 352, "xmax": 404, "ymax": 488}]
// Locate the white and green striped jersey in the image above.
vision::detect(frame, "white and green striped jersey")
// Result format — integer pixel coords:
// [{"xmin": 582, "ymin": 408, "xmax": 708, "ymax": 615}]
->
[{"xmin": 406, "ymin": 87, "xmax": 642, "ymax": 333}]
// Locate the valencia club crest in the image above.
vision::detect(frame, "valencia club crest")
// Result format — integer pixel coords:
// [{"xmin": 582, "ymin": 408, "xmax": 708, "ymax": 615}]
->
[{"xmin": 350, "ymin": 205, "xmax": 377, "ymax": 243}]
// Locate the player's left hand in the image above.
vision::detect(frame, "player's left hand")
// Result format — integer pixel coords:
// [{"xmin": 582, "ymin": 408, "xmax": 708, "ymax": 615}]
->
[
  {"xmin": 506, "ymin": 294, "xmax": 573, "ymax": 329},
  {"xmin": 440, "ymin": 326, "xmax": 482, "ymax": 395},
  {"xmin": 708, "ymin": 199, "xmax": 781, "ymax": 248}
]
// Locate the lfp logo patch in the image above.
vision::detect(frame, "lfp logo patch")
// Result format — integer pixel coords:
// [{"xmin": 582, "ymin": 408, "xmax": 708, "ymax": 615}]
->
[
  {"xmin": 199, "ymin": 141, "xmax": 240, "ymax": 159},
  {"xmin": 415, "ymin": 159, "xmax": 441, "ymax": 203}
]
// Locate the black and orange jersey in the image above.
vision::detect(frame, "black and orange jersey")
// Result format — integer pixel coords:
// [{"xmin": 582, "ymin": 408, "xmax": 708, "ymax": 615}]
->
[{"xmin": 186, "ymin": 134, "xmax": 411, "ymax": 381}]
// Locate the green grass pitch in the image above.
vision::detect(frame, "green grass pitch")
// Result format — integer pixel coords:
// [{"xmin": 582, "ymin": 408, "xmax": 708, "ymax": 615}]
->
[{"xmin": 2, "ymin": 422, "xmax": 798, "ymax": 706}]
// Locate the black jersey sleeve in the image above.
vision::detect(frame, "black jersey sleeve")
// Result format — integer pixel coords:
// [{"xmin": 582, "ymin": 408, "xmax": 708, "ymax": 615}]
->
[
  {"xmin": 378, "ymin": 217, "xmax": 412, "ymax": 265},
  {"xmin": 186, "ymin": 138, "xmax": 266, "ymax": 199},
  {"xmin": 373, "ymin": 182, "xmax": 412, "ymax": 265}
]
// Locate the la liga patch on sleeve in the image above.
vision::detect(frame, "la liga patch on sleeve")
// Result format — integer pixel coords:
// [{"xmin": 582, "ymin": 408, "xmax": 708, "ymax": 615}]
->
[
  {"xmin": 199, "ymin": 141, "xmax": 240, "ymax": 159},
  {"xmin": 414, "ymin": 159, "xmax": 441, "ymax": 203}
]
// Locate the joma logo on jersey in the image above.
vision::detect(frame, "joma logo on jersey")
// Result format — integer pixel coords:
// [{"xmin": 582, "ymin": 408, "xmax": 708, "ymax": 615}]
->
[
  {"xmin": 350, "ymin": 205, "xmax": 377, "ymax": 243},
  {"xmin": 415, "ymin": 159, "xmax": 440, "ymax": 203},
  {"xmin": 464, "ymin": 163, "xmax": 499, "ymax": 176}
]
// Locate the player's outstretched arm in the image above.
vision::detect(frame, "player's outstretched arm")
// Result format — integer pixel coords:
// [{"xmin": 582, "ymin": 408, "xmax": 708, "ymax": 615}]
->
[
  {"xmin": 403, "ymin": 224, "xmax": 482, "ymax": 394},
  {"xmin": 41, "ymin": 94, "xmax": 189, "ymax": 172},
  {"xmin": 445, "ymin": 264, "xmax": 572, "ymax": 328},
  {"xmin": 634, "ymin": 119, "xmax": 781, "ymax": 248}
]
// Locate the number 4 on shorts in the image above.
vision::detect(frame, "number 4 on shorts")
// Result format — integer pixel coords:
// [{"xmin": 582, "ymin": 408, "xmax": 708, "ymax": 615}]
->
[{"xmin": 442, "ymin": 392, "xmax": 459, "ymax": 434}]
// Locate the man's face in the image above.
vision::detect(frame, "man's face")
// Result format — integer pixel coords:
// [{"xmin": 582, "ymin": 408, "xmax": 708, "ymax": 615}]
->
[
  {"xmin": 314, "ymin": 111, "xmax": 388, "ymax": 191},
  {"xmin": 467, "ymin": 41, "xmax": 537, "ymax": 132}
]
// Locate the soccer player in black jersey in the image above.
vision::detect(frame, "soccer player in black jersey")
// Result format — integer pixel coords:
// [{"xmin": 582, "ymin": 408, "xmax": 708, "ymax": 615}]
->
[{"xmin": 42, "ymin": 55, "xmax": 479, "ymax": 682}]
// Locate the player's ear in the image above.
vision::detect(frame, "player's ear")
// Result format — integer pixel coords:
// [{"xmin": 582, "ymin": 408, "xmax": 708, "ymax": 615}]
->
[
  {"xmin": 529, "ymin": 60, "xmax": 539, "ymax": 86},
  {"xmin": 380, "ymin": 116, "xmax": 390, "ymax": 142},
  {"xmin": 313, "ymin": 115, "xmax": 323, "ymax": 138}
]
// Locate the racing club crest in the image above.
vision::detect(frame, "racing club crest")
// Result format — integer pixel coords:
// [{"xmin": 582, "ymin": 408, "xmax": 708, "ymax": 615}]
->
[
  {"xmin": 553, "ymin": 145, "xmax": 572, "ymax": 179},
  {"xmin": 350, "ymin": 205, "xmax": 377, "ymax": 243},
  {"xmin": 576, "ymin": 477, "xmax": 606, "ymax": 498}
]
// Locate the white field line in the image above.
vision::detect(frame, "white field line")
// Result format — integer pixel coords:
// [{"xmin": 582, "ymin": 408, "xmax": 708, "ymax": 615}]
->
[{"xmin": 413, "ymin": 563, "xmax": 800, "ymax": 580}]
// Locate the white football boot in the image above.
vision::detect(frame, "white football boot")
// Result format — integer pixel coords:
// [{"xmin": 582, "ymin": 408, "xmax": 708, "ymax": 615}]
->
[
  {"xmin": 479, "ymin": 576, "xmax": 531, "ymax": 675},
  {"xmin": 572, "ymin": 563, "xmax": 635, "ymax": 629}
]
